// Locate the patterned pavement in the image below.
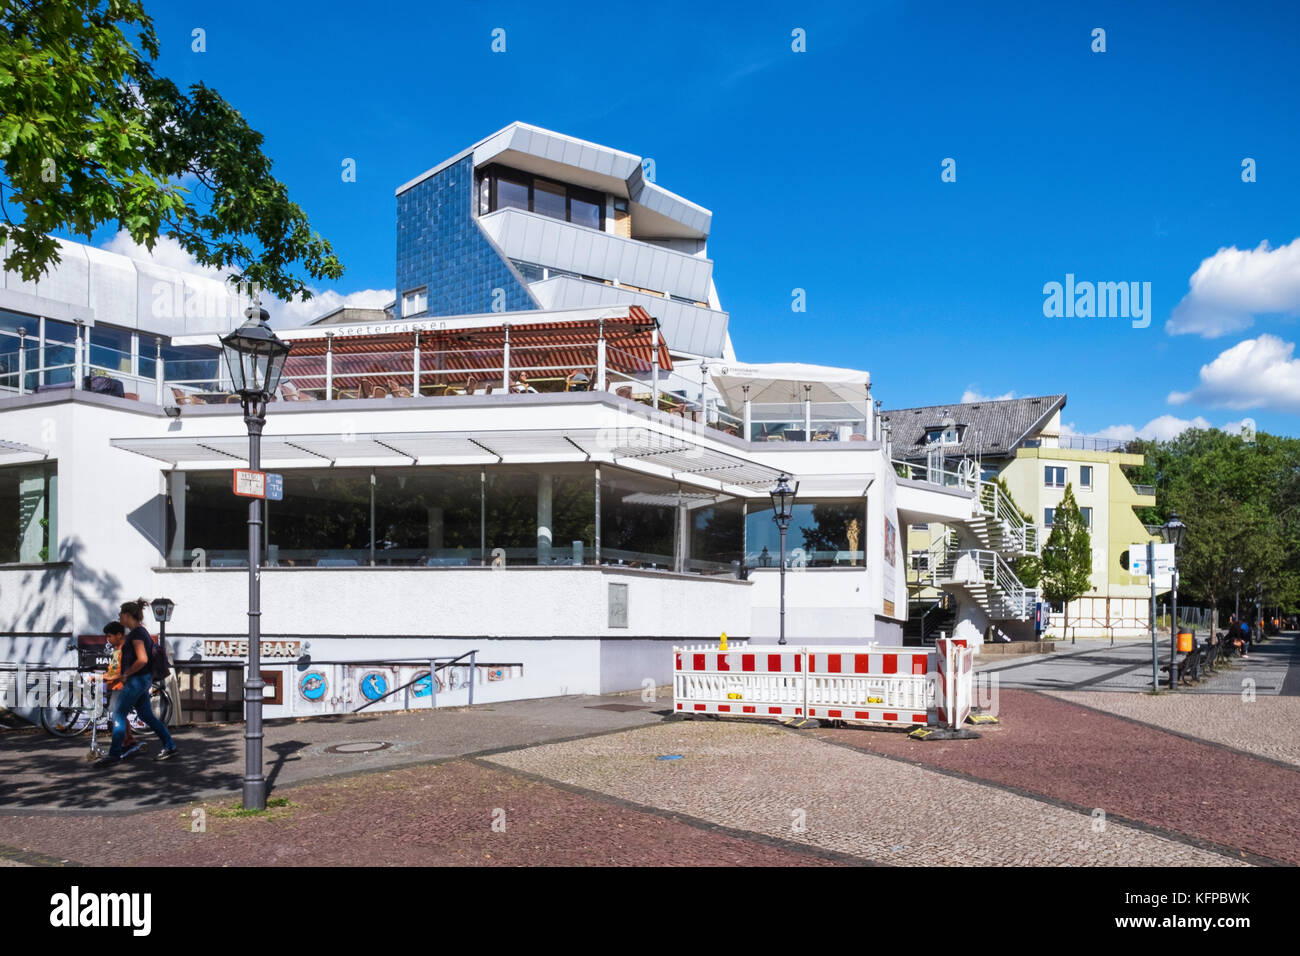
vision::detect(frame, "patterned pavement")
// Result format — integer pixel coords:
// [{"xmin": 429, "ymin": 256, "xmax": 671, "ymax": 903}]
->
[{"xmin": 2, "ymin": 649, "xmax": 1298, "ymax": 866}]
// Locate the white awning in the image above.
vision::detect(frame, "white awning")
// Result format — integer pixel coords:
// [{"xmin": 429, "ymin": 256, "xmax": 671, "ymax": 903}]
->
[
  {"xmin": 0, "ymin": 439, "xmax": 50, "ymax": 459},
  {"xmin": 109, "ymin": 427, "xmax": 785, "ymax": 495},
  {"xmin": 709, "ymin": 362, "xmax": 871, "ymax": 407}
]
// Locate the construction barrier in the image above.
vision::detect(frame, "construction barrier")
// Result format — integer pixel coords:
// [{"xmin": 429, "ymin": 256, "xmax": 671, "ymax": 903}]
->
[{"xmin": 673, "ymin": 638, "xmax": 975, "ymax": 729}]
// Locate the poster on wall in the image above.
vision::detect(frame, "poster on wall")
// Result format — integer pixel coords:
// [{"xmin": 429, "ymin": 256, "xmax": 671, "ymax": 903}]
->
[{"xmin": 884, "ymin": 518, "xmax": 897, "ymax": 567}]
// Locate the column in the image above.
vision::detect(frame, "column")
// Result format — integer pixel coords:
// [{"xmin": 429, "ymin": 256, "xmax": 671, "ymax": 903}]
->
[
  {"xmin": 502, "ymin": 324, "xmax": 511, "ymax": 391},
  {"xmin": 803, "ymin": 385, "xmax": 812, "ymax": 439},
  {"xmin": 324, "ymin": 333, "xmax": 334, "ymax": 400},
  {"xmin": 427, "ymin": 506, "xmax": 444, "ymax": 556},
  {"xmin": 536, "ymin": 471, "xmax": 553, "ymax": 565},
  {"xmin": 596, "ymin": 322, "xmax": 607, "ymax": 391},
  {"xmin": 742, "ymin": 385, "xmax": 751, "ymax": 441},
  {"xmin": 154, "ymin": 337, "xmax": 164, "ymax": 406}
]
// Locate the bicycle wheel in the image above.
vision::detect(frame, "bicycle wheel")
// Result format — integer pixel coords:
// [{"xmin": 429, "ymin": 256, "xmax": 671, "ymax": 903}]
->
[
  {"xmin": 41, "ymin": 701, "xmax": 94, "ymax": 737},
  {"xmin": 127, "ymin": 683, "xmax": 173, "ymax": 730}
]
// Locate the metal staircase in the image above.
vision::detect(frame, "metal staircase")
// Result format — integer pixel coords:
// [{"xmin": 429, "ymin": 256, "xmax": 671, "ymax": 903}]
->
[{"xmin": 900, "ymin": 458, "xmax": 1039, "ymax": 623}]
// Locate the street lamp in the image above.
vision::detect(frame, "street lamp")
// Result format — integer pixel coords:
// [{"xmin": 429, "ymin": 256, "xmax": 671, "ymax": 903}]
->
[
  {"xmin": 770, "ymin": 475, "xmax": 798, "ymax": 645},
  {"xmin": 1161, "ymin": 511, "xmax": 1187, "ymax": 688},
  {"xmin": 221, "ymin": 300, "xmax": 291, "ymax": 810},
  {"xmin": 1232, "ymin": 566, "xmax": 1244, "ymax": 622}
]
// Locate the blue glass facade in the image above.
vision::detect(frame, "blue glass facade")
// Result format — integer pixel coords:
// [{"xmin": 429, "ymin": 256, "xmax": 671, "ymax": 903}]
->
[{"xmin": 396, "ymin": 156, "xmax": 537, "ymax": 317}]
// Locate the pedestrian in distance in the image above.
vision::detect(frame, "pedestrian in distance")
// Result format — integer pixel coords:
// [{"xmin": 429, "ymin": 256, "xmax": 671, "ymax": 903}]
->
[{"xmin": 95, "ymin": 598, "xmax": 177, "ymax": 766}]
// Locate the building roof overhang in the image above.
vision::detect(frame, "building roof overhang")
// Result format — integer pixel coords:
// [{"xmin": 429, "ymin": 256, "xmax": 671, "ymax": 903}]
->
[{"xmin": 108, "ymin": 426, "xmax": 787, "ymax": 498}]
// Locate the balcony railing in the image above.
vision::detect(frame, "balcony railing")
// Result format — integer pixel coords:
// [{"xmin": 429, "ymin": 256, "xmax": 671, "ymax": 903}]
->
[{"xmin": 1132, "ymin": 483, "xmax": 1157, "ymax": 497}]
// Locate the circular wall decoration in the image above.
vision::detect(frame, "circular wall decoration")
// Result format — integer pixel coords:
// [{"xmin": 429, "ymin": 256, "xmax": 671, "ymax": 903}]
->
[
  {"xmin": 298, "ymin": 670, "xmax": 327, "ymax": 701},
  {"xmin": 412, "ymin": 673, "xmax": 434, "ymax": 698},
  {"xmin": 359, "ymin": 671, "xmax": 389, "ymax": 701}
]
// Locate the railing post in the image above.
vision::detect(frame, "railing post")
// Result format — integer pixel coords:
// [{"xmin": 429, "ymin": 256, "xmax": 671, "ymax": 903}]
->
[
  {"xmin": 468, "ymin": 651, "xmax": 476, "ymax": 706},
  {"xmin": 502, "ymin": 324, "xmax": 511, "ymax": 391},
  {"xmin": 412, "ymin": 332, "xmax": 421, "ymax": 396},
  {"xmin": 742, "ymin": 385, "xmax": 751, "ymax": 441},
  {"xmin": 651, "ymin": 342, "xmax": 659, "ymax": 408},
  {"xmin": 597, "ymin": 320, "xmax": 607, "ymax": 391},
  {"xmin": 154, "ymin": 336, "xmax": 164, "ymax": 406},
  {"xmin": 73, "ymin": 320, "xmax": 84, "ymax": 388},
  {"xmin": 324, "ymin": 332, "xmax": 334, "ymax": 400},
  {"xmin": 429, "ymin": 659, "xmax": 437, "ymax": 709},
  {"xmin": 16, "ymin": 326, "xmax": 26, "ymax": 394},
  {"xmin": 803, "ymin": 385, "xmax": 812, "ymax": 439}
]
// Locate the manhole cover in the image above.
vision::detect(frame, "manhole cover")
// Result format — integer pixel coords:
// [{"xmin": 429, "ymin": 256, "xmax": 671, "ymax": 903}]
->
[
  {"xmin": 585, "ymin": 704, "xmax": 652, "ymax": 712},
  {"xmin": 324, "ymin": 741, "xmax": 393, "ymax": 754}
]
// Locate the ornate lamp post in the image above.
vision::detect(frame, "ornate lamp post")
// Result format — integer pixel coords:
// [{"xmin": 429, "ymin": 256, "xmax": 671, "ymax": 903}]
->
[
  {"xmin": 770, "ymin": 475, "xmax": 798, "ymax": 646},
  {"xmin": 1161, "ymin": 511, "xmax": 1186, "ymax": 688},
  {"xmin": 220, "ymin": 300, "xmax": 291, "ymax": 810}
]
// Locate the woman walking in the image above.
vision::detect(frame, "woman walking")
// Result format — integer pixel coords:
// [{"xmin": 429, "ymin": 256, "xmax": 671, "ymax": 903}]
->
[{"xmin": 96, "ymin": 598, "xmax": 177, "ymax": 765}]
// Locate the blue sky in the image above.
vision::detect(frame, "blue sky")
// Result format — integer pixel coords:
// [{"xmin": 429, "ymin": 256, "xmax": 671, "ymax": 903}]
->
[{"xmin": 80, "ymin": 0, "xmax": 1300, "ymax": 437}]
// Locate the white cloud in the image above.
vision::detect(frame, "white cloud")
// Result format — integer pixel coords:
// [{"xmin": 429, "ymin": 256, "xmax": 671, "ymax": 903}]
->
[
  {"xmin": 961, "ymin": 388, "xmax": 1017, "ymax": 403},
  {"xmin": 1167, "ymin": 334, "xmax": 1300, "ymax": 412},
  {"xmin": 1062, "ymin": 415, "xmax": 1212, "ymax": 442},
  {"xmin": 1167, "ymin": 237, "xmax": 1300, "ymax": 337},
  {"xmin": 99, "ymin": 230, "xmax": 393, "ymax": 327},
  {"xmin": 101, "ymin": 231, "xmax": 225, "ymax": 278},
  {"xmin": 273, "ymin": 288, "xmax": 394, "ymax": 327}
]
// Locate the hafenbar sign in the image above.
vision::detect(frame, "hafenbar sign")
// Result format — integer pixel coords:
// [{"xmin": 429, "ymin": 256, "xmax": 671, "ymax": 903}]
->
[
  {"xmin": 233, "ymin": 469, "xmax": 266, "ymax": 498},
  {"xmin": 204, "ymin": 639, "xmax": 303, "ymax": 659}
]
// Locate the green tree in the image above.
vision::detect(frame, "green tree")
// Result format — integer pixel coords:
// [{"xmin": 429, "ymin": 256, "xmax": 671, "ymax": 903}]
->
[
  {"xmin": 0, "ymin": 0, "xmax": 342, "ymax": 299},
  {"xmin": 1041, "ymin": 484, "xmax": 1093, "ymax": 641}
]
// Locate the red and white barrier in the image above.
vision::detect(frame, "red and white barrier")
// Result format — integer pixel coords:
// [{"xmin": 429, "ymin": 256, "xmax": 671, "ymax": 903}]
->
[{"xmin": 673, "ymin": 640, "xmax": 974, "ymax": 729}]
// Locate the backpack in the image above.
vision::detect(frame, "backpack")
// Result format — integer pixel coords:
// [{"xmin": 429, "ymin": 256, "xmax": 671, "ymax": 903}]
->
[{"xmin": 149, "ymin": 632, "xmax": 173, "ymax": 681}]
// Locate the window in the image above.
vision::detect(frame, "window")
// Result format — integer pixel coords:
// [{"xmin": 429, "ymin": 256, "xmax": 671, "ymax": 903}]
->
[
  {"xmin": 89, "ymin": 324, "xmax": 132, "ymax": 375},
  {"xmin": 402, "ymin": 288, "xmax": 427, "ymax": 318},
  {"xmin": 910, "ymin": 522, "xmax": 929, "ymax": 531},
  {"xmin": 1045, "ymin": 466, "xmax": 1066, "ymax": 488},
  {"xmin": 910, "ymin": 550, "xmax": 930, "ymax": 572},
  {"xmin": 925, "ymin": 426, "xmax": 961, "ymax": 445},
  {"xmin": 1044, "ymin": 507, "xmax": 1055, "ymax": 527},
  {"xmin": 1080, "ymin": 506, "xmax": 1092, "ymax": 529},
  {"xmin": 0, "ymin": 461, "xmax": 57, "ymax": 563},
  {"xmin": 1080, "ymin": 465, "xmax": 1093, "ymax": 489},
  {"xmin": 746, "ymin": 500, "xmax": 866, "ymax": 568},
  {"xmin": 478, "ymin": 164, "xmax": 606, "ymax": 231}
]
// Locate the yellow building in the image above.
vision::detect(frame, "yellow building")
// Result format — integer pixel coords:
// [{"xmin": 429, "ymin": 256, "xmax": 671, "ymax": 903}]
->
[{"xmin": 883, "ymin": 395, "xmax": 1158, "ymax": 641}]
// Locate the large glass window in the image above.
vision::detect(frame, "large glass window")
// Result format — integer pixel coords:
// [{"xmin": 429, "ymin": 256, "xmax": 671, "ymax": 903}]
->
[
  {"xmin": 600, "ymin": 469, "xmax": 677, "ymax": 569},
  {"xmin": 374, "ymin": 467, "xmax": 482, "ymax": 566},
  {"xmin": 746, "ymin": 499, "xmax": 867, "ymax": 568},
  {"xmin": 0, "ymin": 461, "xmax": 57, "ymax": 563},
  {"xmin": 480, "ymin": 164, "xmax": 606, "ymax": 231},
  {"xmin": 532, "ymin": 179, "xmax": 568, "ymax": 221},
  {"xmin": 89, "ymin": 324, "xmax": 133, "ymax": 376},
  {"xmin": 689, "ymin": 496, "xmax": 742, "ymax": 573},
  {"xmin": 42, "ymin": 319, "xmax": 77, "ymax": 386}
]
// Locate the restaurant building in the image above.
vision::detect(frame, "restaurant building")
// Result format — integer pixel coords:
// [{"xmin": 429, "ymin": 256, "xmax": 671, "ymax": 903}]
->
[{"xmin": 0, "ymin": 126, "xmax": 1016, "ymax": 721}]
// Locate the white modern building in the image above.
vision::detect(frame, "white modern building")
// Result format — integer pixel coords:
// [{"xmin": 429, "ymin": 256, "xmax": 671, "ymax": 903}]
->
[{"xmin": 0, "ymin": 125, "xmax": 1028, "ymax": 723}]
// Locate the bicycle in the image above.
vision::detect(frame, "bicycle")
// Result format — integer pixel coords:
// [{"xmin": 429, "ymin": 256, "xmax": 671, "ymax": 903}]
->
[{"xmin": 40, "ymin": 674, "xmax": 173, "ymax": 738}]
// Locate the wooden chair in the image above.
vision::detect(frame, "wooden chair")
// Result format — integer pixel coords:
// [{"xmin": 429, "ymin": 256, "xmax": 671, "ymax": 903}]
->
[
  {"xmin": 336, "ymin": 387, "xmax": 361, "ymax": 400},
  {"xmin": 615, "ymin": 385, "xmax": 634, "ymax": 399},
  {"xmin": 280, "ymin": 381, "xmax": 315, "ymax": 401},
  {"xmin": 369, "ymin": 384, "xmax": 390, "ymax": 399},
  {"xmin": 390, "ymin": 385, "xmax": 412, "ymax": 398},
  {"xmin": 170, "ymin": 386, "xmax": 197, "ymax": 406}
]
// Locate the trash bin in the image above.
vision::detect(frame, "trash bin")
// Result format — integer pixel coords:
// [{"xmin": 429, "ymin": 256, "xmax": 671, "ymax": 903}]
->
[{"xmin": 1177, "ymin": 630, "xmax": 1194, "ymax": 653}]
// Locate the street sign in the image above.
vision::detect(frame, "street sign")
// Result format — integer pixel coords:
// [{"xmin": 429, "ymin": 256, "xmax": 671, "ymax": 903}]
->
[
  {"xmin": 1130, "ymin": 542, "xmax": 1175, "ymax": 588},
  {"xmin": 266, "ymin": 472, "xmax": 284, "ymax": 501},
  {"xmin": 233, "ymin": 469, "xmax": 266, "ymax": 498}
]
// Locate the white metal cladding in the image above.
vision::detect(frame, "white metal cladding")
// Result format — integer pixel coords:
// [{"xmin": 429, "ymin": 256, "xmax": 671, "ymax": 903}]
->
[
  {"xmin": 530, "ymin": 275, "xmax": 730, "ymax": 358},
  {"xmin": 478, "ymin": 208, "xmax": 713, "ymax": 303}
]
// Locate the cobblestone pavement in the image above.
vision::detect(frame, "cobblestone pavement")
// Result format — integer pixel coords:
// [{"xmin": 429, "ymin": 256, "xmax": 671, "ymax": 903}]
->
[
  {"xmin": 485, "ymin": 720, "xmax": 1242, "ymax": 866},
  {"xmin": 0, "ymin": 759, "xmax": 834, "ymax": 867},
  {"xmin": 1045, "ymin": 691, "xmax": 1300, "ymax": 768},
  {"xmin": 812, "ymin": 689, "xmax": 1299, "ymax": 865}
]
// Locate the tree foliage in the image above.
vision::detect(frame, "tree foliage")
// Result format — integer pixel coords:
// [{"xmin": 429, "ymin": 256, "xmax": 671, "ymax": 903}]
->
[
  {"xmin": 0, "ymin": 0, "xmax": 342, "ymax": 299},
  {"xmin": 1139, "ymin": 427, "xmax": 1299, "ymax": 620},
  {"xmin": 1041, "ymin": 484, "xmax": 1093, "ymax": 635}
]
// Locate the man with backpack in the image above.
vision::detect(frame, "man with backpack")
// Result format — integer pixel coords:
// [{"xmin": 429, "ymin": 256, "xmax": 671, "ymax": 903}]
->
[{"xmin": 95, "ymin": 597, "xmax": 177, "ymax": 765}]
